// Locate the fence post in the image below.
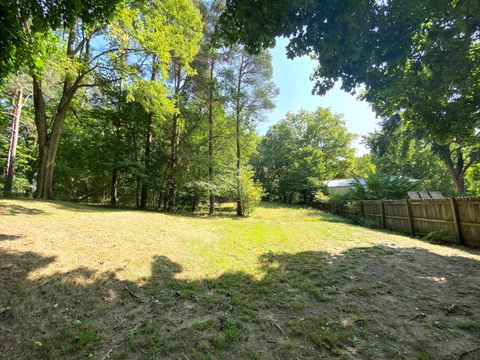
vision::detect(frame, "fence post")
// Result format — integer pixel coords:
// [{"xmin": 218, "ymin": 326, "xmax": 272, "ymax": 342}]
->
[
  {"xmin": 405, "ymin": 199, "xmax": 414, "ymax": 236},
  {"xmin": 449, "ymin": 197, "xmax": 463, "ymax": 245},
  {"xmin": 380, "ymin": 200, "xmax": 385, "ymax": 228},
  {"xmin": 359, "ymin": 200, "xmax": 364, "ymax": 217}
]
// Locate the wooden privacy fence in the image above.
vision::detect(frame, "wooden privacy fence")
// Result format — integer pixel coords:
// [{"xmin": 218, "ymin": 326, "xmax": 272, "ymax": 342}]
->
[{"xmin": 314, "ymin": 197, "xmax": 480, "ymax": 249}]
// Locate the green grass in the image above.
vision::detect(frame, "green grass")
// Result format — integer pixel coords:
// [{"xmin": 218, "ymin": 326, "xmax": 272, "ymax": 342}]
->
[{"xmin": 1, "ymin": 199, "xmax": 480, "ymax": 359}]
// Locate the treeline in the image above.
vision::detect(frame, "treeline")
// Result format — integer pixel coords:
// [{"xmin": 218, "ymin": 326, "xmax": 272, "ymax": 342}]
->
[
  {"xmin": 2, "ymin": 0, "xmax": 479, "ymax": 211},
  {"xmin": 252, "ymin": 108, "xmax": 480, "ymax": 204},
  {"xmin": 0, "ymin": 0, "xmax": 276, "ymax": 215}
]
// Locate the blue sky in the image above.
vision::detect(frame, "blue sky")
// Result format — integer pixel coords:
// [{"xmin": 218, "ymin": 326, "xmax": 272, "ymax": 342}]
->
[{"xmin": 259, "ymin": 38, "xmax": 380, "ymax": 155}]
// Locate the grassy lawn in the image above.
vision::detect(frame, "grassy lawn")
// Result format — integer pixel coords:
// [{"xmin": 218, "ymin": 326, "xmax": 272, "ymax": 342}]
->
[{"xmin": 1, "ymin": 199, "xmax": 480, "ymax": 359}]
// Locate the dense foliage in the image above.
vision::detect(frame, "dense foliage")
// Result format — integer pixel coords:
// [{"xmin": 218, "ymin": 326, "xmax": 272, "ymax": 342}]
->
[
  {"xmin": 1, "ymin": 0, "xmax": 479, "ymax": 214},
  {"xmin": 253, "ymin": 108, "xmax": 355, "ymax": 204},
  {"xmin": 364, "ymin": 115, "xmax": 456, "ymax": 196},
  {"xmin": 343, "ymin": 176, "xmax": 422, "ymax": 201},
  {"xmin": 219, "ymin": 0, "xmax": 480, "ymax": 194},
  {"xmin": 0, "ymin": 0, "xmax": 274, "ymax": 215}
]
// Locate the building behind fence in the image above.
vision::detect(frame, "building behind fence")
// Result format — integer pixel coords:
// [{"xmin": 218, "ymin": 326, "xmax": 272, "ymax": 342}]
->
[{"xmin": 315, "ymin": 197, "xmax": 480, "ymax": 249}]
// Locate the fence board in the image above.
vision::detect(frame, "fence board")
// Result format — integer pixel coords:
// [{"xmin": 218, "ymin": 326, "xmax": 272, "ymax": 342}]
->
[{"xmin": 314, "ymin": 197, "xmax": 480, "ymax": 249}]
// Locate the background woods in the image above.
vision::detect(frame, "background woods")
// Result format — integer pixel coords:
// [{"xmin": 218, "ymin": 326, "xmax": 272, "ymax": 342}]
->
[
  {"xmin": 1, "ymin": 0, "xmax": 479, "ymax": 214},
  {"xmin": 0, "ymin": 0, "xmax": 276, "ymax": 215}
]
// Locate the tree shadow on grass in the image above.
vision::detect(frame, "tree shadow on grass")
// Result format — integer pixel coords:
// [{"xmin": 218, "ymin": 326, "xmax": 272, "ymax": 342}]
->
[
  {"xmin": 0, "ymin": 234, "xmax": 22, "ymax": 241},
  {"xmin": 0, "ymin": 203, "xmax": 46, "ymax": 216},
  {"xmin": 0, "ymin": 199, "xmax": 105, "ymax": 215},
  {"xmin": 1, "ymin": 246, "xmax": 480, "ymax": 359}
]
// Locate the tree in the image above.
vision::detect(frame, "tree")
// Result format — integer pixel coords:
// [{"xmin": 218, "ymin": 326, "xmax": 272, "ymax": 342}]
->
[
  {"xmin": 139, "ymin": 58, "xmax": 158, "ymax": 209},
  {"xmin": 0, "ymin": 0, "xmax": 123, "ymax": 83},
  {"xmin": 359, "ymin": 3, "xmax": 480, "ymax": 193},
  {"xmin": 221, "ymin": 46, "xmax": 277, "ymax": 215},
  {"xmin": 27, "ymin": 0, "xmax": 202, "ymax": 200},
  {"xmin": 345, "ymin": 175, "xmax": 421, "ymax": 201},
  {"xmin": 200, "ymin": 0, "xmax": 225, "ymax": 215},
  {"xmin": 112, "ymin": 0, "xmax": 202, "ymax": 210},
  {"xmin": 219, "ymin": 0, "xmax": 480, "ymax": 194},
  {"xmin": 466, "ymin": 164, "xmax": 480, "ymax": 196},
  {"xmin": 29, "ymin": 23, "xmax": 119, "ymax": 199},
  {"xmin": 253, "ymin": 108, "xmax": 355, "ymax": 203},
  {"xmin": 2, "ymin": 74, "xmax": 32, "ymax": 196},
  {"xmin": 2, "ymin": 1, "xmax": 272, "ymax": 217},
  {"xmin": 352, "ymin": 154, "xmax": 375, "ymax": 179},
  {"xmin": 364, "ymin": 115, "xmax": 456, "ymax": 195}
]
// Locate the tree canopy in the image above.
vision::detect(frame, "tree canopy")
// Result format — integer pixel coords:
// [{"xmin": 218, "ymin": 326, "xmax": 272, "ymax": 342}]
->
[
  {"xmin": 219, "ymin": 0, "xmax": 480, "ymax": 194},
  {"xmin": 253, "ymin": 108, "xmax": 355, "ymax": 203},
  {"xmin": 1, "ymin": 0, "xmax": 479, "ymax": 213},
  {"xmin": 0, "ymin": 0, "xmax": 123, "ymax": 82}
]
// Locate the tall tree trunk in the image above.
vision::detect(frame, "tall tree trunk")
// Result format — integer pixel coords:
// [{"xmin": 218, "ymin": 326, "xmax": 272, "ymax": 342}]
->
[
  {"xmin": 235, "ymin": 54, "xmax": 245, "ymax": 216},
  {"xmin": 33, "ymin": 78, "xmax": 76, "ymax": 199},
  {"xmin": 32, "ymin": 21, "xmax": 83, "ymax": 200},
  {"xmin": 166, "ymin": 113, "xmax": 179, "ymax": 211},
  {"xmin": 139, "ymin": 113, "xmax": 153, "ymax": 209},
  {"xmin": 140, "ymin": 57, "xmax": 157, "ymax": 209},
  {"xmin": 166, "ymin": 64, "xmax": 182, "ymax": 212},
  {"xmin": 4, "ymin": 87, "xmax": 24, "ymax": 196},
  {"xmin": 110, "ymin": 55, "xmax": 127, "ymax": 206},
  {"xmin": 236, "ymin": 112, "xmax": 243, "ymax": 216},
  {"xmin": 110, "ymin": 116, "xmax": 121, "ymax": 206},
  {"xmin": 208, "ymin": 55, "xmax": 216, "ymax": 215},
  {"xmin": 35, "ymin": 116, "xmax": 67, "ymax": 199}
]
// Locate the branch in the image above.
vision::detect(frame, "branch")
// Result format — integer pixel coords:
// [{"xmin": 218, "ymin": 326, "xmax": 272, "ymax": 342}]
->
[
  {"xmin": 88, "ymin": 48, "xmax": 119, "ymax": 64},
  {"xmin": 77, "ymin": 77, "xmax": 123, "ymax": 88},
  {"xmin": 88, "ymin": 47, "xmax": 141, "ymax": 65},
  {"xmin": 463, "ymin": 151, "xmax": 480, "ymax": 174}
]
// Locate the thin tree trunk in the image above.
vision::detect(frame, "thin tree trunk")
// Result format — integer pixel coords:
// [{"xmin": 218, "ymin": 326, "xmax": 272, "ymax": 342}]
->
[
  {"xmin": 4, "ymin": 87, "xmax": 24, "ymax": 196},
  {"xmin": 166, "ymin": 113, "xmax": 179, "ymax": 211},
  {"xmin": 236, "ymin": 112, "xmax": 242, "ymax": 216},
  {"xmin": 110, "ymin": 116, "xmax": 121, "ymax": 206},
  {"xmin": 140, "ymin": 56, "xmax": 157, "ymax": 209},
  {"xmin": 208, "ymin": 55, "xmax": 216, "ymax": 215},
  {"xmin": 235, "ymin": 54, "xmax": 245, "ymax": 216},
  {"xmin": 136, "ymin": 177, "xmax": 140, "ymax": 208},
  {"xmin": 110, "ymin": 55, "xmax": 127, "ymax": 206},
  {"xmin": 139, "ymin": 113, "xmax": 153, "ymax": 209},
  {"xmin": 110, "ymin": 168, "xmax": 118, "ymax": 206},
  {"xmin": 166, "ymin": 64, "xmax": 182, "ymax": 212}
]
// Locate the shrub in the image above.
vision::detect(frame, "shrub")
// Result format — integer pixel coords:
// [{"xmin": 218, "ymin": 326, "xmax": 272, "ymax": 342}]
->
[
  {"xmin": 314, "ymin": 191, "xmax": 330, "ymax": 202},
  {"xmin": 240, "ymin": 167, "xmax": 264, "ymax": 216},
  {"xmin": 343, "ymin": 175, "xmax": 421, "ymax": 200}
]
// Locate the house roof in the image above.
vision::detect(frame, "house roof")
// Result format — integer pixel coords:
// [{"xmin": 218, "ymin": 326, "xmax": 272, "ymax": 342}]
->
[{"xmin": 323, "ymin": 178, "xmax": 366, "ymax": 188}]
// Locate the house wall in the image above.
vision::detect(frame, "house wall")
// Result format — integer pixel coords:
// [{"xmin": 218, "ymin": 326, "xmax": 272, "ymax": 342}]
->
[{"xmin": 328, "ymin": 186, "xmax": 352, "ymax": 195}]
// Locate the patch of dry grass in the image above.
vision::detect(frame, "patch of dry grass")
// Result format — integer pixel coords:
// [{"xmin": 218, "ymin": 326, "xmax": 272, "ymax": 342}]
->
[{"xmin": 1, "ymin": 199, "xmax": 480, "ymax": 359}]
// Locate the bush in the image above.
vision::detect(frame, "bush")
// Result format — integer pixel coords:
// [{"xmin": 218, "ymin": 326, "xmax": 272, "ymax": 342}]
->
[
  {"xmin": 240, "ymin": 167, "xmax": 264, "ymax": 216},
  {"xmin": 343, "ymin": 175, "xmax": 421, "ymax": 200},
  {"xmin": 314, "ymin": 191, "xmax": 330, "ymax": 202}
]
